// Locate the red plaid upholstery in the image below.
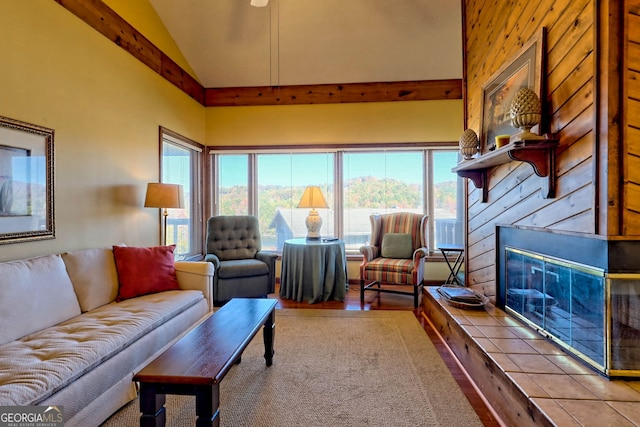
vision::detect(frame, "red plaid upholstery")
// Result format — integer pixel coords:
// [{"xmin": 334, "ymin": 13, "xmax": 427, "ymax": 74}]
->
[
  {"xmin": 359, "ymin": 212, "xmax": 428, "ymax": 307},
  {"xmin": 361, "ymin": 258, "xmax": 414, "ymax": 283}
]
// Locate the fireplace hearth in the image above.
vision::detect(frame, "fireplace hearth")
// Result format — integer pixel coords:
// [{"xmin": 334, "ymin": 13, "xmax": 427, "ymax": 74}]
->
[{"xmin": 497, "ymin": 225, "xmax": 640, "ymax": 377}]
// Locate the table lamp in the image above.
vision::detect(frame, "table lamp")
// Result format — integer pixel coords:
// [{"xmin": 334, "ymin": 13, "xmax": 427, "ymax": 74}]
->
[
  {"xmin": 297, "ymin": 186, "xmax": 328, "ymax": 240},
  {"xmin": 144, "ymin": 183, "xmax": 184, "ymax": 245}
]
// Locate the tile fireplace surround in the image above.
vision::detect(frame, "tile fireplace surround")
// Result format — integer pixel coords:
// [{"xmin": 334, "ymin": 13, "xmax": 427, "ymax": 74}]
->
[{"xmin": 424, "ymin": 287, "xmax": 640, "ymax": 427}]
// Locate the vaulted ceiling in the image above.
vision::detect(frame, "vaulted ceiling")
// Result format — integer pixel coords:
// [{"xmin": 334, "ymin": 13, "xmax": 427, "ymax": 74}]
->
[{"xmin": 147, "ymin": 0, "xmax": 463, "ymax": 88}]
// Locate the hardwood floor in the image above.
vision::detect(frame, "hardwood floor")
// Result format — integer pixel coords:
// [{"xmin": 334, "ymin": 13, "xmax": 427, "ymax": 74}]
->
[{"xmin": 274, "ymin": 283, "xmax": 502, "ymax": 427}]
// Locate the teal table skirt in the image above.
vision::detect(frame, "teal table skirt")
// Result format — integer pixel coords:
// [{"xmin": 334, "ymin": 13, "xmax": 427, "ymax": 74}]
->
[{"xmin": 280, "ymin": 238, "xmax": 348, "ymax": 303}]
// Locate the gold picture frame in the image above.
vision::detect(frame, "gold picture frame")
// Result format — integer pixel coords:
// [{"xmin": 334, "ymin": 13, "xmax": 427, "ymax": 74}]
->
[
  {"xmin": 480, "ymin": 27, "xmax": 546, "ymax": 153},
  {"xmin": 0, "ymin": 116, "xmax": 54, "ymax": 244}
]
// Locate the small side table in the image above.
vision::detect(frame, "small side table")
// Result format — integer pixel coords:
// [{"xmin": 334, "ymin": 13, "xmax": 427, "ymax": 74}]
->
[
  {"xmin": 438, "ymin": 244, "xmax": 465, "ymax": 286},
  {"xmin": 280, "ymin": 238, "xmax": 348, "ymax": 303}
]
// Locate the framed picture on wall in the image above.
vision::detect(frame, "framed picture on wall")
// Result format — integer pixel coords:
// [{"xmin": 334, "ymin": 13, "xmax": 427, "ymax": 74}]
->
[
  {"xmin": 480, "ymin": 27, "xmax": 546, "ymax": 153},
  {"xmin": 0, "ymin": 116, "xmax": 54, "ymax": 244}
]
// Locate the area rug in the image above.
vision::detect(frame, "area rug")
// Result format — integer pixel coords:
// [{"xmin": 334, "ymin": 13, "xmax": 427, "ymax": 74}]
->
[{"xmin": 101, "ymin": 309, "xmax": 482, "ymax": 427}]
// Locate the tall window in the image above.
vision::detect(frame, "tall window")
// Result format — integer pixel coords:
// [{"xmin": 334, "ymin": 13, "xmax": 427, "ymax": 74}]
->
[
  {"xmin": 432, "ymin": 151, "xmax": 464, "ymax": 248},
  {"xmin": 215, "ymin": 152, "xmax": 334, "ymax": 251},
  {"xmin": 211, "ymin": 146, "xmax": 463, "ymax": 254},
  {"xmin": 258, "ymin": 153, "xmax": 334, "ymax": 250},
  {"xmin": 217, "ymin": 154, "xmax": 249, "ymax": 216},
  {"xmin": 161, "ymin": 128, "xmax": 203, "ymax": 259},
  {"xmin": 343, "ymin": 152, "xmax": 423, "ymax": 250}
]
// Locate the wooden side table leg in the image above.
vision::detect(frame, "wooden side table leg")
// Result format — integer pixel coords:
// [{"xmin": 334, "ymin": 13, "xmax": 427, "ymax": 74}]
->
[
  {"xmin": 195, "ymin": 385, "xmax": 220, "ymax": 427},
  {"xmin": 139, "ymin": 383, "xmax": 166, "ymax": 427},
  {"xmin": 263, "ymin": 309, "xmax": 275, "ymax": 366}
]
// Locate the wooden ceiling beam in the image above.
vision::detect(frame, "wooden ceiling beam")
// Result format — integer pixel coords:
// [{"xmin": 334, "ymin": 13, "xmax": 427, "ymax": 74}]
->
[
  {"xmin": 204, "ymin": 79, "xmax": 462, "ymax": 106},
  {"xmin": 54, "ymin": 0, "xmax": 462, "ymax": 107},
  {"xmin": 54, "ymin": 0, "xmax": 205, "ymax": 104}
]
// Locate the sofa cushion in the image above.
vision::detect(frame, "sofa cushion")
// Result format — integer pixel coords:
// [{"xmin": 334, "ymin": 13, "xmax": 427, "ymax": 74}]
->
[
  {"xmin": 63, "ymin": 248, "xmax": 119, "ymax": 312},
  {"xmin": 0, "ymin": 254, "xmax": 81, "ymax": 346},
  {"xmin": 218, "ymin": 259, "xmax": 269, "ymax": 279},
  {"xmin": 0, "ymin": 289, "xmax": 204, "ymax": 406},
  {"xmin": 113, "ymin": 245, "xmax": 180, "ymax": 301}
]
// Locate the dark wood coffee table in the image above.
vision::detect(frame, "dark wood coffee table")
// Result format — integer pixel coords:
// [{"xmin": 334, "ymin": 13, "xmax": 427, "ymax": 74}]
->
[{"xmin": 133, "ymin": 298, "xmax": 277, "ymax": 427}]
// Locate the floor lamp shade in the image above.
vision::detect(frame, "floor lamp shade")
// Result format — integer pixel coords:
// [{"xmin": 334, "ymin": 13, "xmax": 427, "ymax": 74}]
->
[
  {"xmin": 144, "ymin": 183, "xmax": 184, "ymax": 210},
  {"xmin": 297, "ymin": 186, "xmax": 329, "ymax": 239},
  {"xmin": 144, "ymin": 183, "xmax": 184, "ymax": 245}
]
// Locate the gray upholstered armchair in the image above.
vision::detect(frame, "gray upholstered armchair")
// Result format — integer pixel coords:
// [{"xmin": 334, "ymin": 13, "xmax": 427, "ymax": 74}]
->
[{"xmin": 205, "ymin": 215, "xmax": 278, "ymax": 306}]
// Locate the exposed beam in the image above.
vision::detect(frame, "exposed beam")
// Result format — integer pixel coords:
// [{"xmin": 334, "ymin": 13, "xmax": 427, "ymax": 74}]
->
[
  {"xmin": 54, "ymin": 0, "xmax": 462, "ymax": 107},
  {"xmin": 54, "ymin": 0, "xmax": 205, "ymax": 104},
  {"xmin": 204, "ymin": 80, "xmax": 462, "ymax": 106}
]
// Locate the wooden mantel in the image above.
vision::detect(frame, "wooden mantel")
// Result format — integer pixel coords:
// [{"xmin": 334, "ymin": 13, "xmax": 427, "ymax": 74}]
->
[{"xmin": 452, "ymin": 139, "xmax": 558, "ymax": 202}]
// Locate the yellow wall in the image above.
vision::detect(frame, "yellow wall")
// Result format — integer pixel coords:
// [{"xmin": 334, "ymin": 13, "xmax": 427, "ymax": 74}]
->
[
  {"xmin": 102, "ymin": 0, "xmax": 199, "ymax": 81},
  {"xmin": 206, "ymin": 100, "xmax": 462, "ymax": 146},
  {"xmin": 0, "ymin": 1, "xmax": 204, "ymax": 261},
  {"xmin": 0, "ymin": 0, "xmax": 462, "ymax": 271}
]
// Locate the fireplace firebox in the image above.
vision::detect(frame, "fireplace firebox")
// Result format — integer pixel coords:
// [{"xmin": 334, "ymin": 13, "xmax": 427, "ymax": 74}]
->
[{"xmin": 497, "ymin": 226, "xmax": 640, "ymax": 377}]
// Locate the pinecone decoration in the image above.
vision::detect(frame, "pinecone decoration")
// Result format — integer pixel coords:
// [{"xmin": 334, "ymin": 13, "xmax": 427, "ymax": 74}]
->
[
  {"xmin": 459, "ymin": 129, "xmax": 478, "ymax": 160},
  {"xmin": 510, "ymin": 87, "xmax": 541, "ymax": 134}
]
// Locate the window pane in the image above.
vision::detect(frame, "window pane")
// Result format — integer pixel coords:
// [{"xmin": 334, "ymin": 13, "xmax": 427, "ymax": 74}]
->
[
  {"xmin": 210, "ymin": 147, "xmax": 462, "ymax": 257},
  {"xmin": 218, "ymin": 154, "xmax": 249, "ymax": 215},
  {"xmin": 257, "ymin": 153, "xmax": 333, "ymax": 251},
  {"xmin": 162, "ymin": 140, "xmax": 201, "ymax": 258},
  {"xmin": 433, "ymin": 150, "xmax": 464, "ymax": 247},
  {"xmin": 343, "ymin": 152, "xmax": 423, "ymax": 252}
]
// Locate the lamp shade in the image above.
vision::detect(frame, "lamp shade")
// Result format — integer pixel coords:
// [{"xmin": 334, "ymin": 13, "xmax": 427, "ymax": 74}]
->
[
  {"xmin": 250, "ymin": 0, "xmax": 269, "ymax": 6},
  {"xmin": 144, "ymin": 183, "xmax": 184, "ymax": 209},
  {"xmin": 297, "ymin": 186, "xmax": 328, "ymax": 209}
]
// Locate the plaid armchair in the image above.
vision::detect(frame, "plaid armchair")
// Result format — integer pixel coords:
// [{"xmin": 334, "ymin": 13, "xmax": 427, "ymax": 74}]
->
[{"xmin": 359, "ymin": 212, "xmax": 429, "ymax": 308}]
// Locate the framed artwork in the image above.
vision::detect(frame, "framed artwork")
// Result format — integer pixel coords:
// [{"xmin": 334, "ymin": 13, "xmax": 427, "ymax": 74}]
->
[
  {"xmin": 480, "ymin": 27, "xmax": 546, "ymax": 153},
  {"xmin": 0, "ymin": 116, "xmax": 54, "ymax": 244}
]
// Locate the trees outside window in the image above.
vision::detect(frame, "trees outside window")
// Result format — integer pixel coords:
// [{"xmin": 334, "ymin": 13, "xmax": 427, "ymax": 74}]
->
[{"xmin": 212, "ymin": 146, "xmax": 463, "ymax": 254}]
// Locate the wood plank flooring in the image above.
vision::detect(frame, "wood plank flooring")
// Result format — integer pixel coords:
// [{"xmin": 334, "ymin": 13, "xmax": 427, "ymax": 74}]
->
[{"xmin": 274, "ymin": 283, "xmax": 502, "ymax": 427}]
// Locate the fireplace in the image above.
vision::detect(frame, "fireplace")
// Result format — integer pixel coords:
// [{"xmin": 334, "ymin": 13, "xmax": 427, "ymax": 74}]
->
[{"xmin": 496, "ymin": 225, "xmax": 640, "ymax": 377}]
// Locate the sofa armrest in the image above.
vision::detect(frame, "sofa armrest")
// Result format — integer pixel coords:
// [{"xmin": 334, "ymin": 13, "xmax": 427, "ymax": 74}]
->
[
  {"xmin": 175, "ymin": 261, "xmax": 215, "ymax": 311},
  {"xmin": 204, "ymin": 253, "xmax": 220, "ymax": 270}
]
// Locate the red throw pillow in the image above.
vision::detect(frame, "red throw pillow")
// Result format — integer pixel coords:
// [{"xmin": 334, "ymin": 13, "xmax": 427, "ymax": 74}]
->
[{"xmin": 113, "ymin": 245, "xmax": 180, "ymax": 301}]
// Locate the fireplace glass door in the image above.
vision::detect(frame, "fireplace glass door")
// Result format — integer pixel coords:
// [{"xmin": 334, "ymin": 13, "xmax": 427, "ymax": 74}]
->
[{"xmin": 505, "ymin": 247, "xmax": 606, "ymax": 370}]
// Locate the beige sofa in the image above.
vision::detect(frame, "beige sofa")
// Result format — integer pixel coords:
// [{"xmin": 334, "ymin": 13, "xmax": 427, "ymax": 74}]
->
[{"xmin": 0, "ymin": 247, "xmax": 214, "ymax": 427}]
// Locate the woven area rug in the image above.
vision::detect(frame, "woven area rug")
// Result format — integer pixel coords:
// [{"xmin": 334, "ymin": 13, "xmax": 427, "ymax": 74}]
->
[{"xmin": 101, "ymin": 309, "xmax": 482, "ymax": 427}]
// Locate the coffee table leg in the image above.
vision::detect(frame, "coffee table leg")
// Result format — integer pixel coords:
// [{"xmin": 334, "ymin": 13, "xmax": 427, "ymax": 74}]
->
[
  {"xmin": 139, "ymin": 383, "xmax": 166, "ymax": 427},
  {"xmin": 195, "ymin": 385, "xmax": 220, "ymax": 427},
  {"xmin": 263, "ymin": 309, "xmax": 275, "ymax": 366}
]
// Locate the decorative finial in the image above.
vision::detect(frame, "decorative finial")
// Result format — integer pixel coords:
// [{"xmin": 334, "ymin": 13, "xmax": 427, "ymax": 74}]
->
[
  {"xmin": 509, "ymin": 87, "xmax": 544, "ymax": 141},
  {"xmin": 459, "ymin": 129, "xmax": 479, "ymax": 160}
]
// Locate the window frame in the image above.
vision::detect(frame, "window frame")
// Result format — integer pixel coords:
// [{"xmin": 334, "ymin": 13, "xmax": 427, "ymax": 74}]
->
[
  {"xmin": 207, "ymin": 142, "xmax": 462, "ymax": 256},
  {"xmin": 160, "ymin": 127, "xmax": 204, "ymax": 259}
]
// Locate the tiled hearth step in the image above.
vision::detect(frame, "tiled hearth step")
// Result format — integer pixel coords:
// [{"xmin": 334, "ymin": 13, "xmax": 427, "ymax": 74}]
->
[{"xmin": 424, "ymin": 287, "xmax": 640, "ymax": 427}]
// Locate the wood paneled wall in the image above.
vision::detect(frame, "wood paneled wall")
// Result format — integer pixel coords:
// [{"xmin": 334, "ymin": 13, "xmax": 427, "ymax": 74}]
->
[
  {"xmin": 463, "ymin": 1, "xmax": 632, "ymax": 299},
  {"xmin": 625, "ymin": 1, "xmax": 640, "ymax": 233}
]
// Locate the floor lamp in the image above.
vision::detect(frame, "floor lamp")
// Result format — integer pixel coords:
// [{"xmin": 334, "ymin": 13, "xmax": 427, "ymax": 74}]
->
[{"xmin": 144, "ymin": 183, "xmax": 184, "ymax": 245}]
